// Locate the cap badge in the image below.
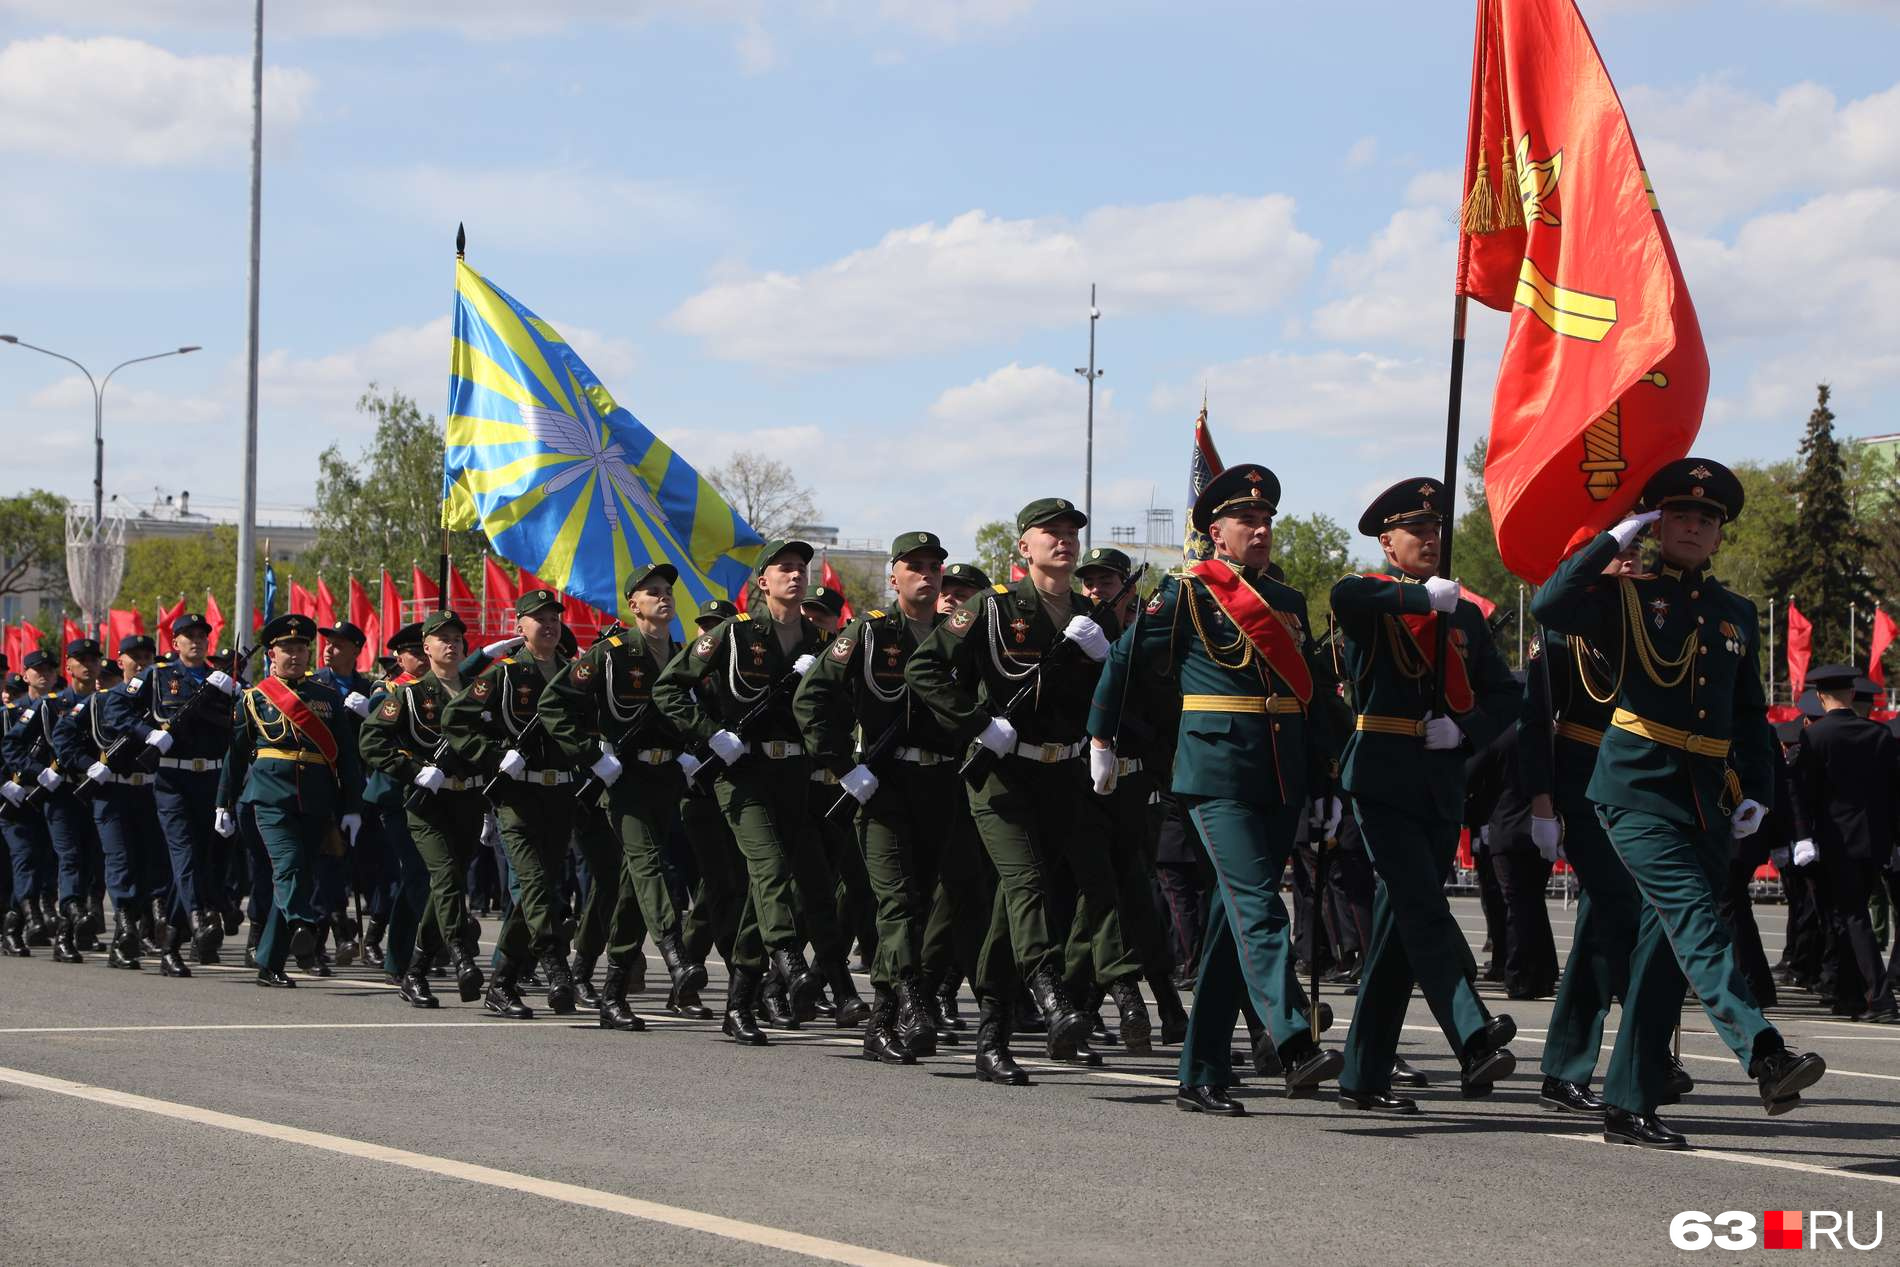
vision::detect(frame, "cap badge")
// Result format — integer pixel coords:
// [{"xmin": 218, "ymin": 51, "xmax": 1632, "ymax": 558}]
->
[{"xmin": 1689, "ymin": 464, "xmax": 1713, "ymax": 480}]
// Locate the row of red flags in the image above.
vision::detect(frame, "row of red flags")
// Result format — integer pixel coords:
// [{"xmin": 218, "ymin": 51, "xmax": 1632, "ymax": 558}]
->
[{"xmin": 1785, "ymin": 601, "xmax": 1899, "ymax": 696}]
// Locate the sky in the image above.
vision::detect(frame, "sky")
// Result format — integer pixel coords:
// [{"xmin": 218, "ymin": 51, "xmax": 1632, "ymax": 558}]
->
[{"xmin": 3, "ymin": 0, "xmax": 1899, "ymax": 565}]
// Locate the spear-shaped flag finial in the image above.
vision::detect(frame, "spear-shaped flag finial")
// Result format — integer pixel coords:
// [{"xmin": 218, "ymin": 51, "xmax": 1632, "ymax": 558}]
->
[{"xmin": 456, "ymin": 222, "xmax": 466, "ymax": 259}]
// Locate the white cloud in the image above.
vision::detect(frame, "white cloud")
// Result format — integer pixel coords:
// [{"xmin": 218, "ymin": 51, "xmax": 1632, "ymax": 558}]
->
[
  {"xmin": 1343, "ymin": 136, "xmax": 1378, "ymax": 170},
  {"xmin": 1151, "ymin": 349, "xmax": 1446, "ymax": 441},
  {"xmin": 669, "ymin": 194, "xmax": 1319, "ymax": 368},
  {"xmin": 369, "ymin": 164, "xmax": 711, "ymax": 254},
  {"xmin": 1309, "ymin": 206, "xmax": 1454, "ymax": 349},
  {"xmin": 0, "ymin": 36, "xmax": 314, "ymax": 167}
]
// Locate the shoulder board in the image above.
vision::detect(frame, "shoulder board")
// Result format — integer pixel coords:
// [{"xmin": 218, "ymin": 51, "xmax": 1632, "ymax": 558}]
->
[
  {"xmin": 866, "ymin": 610, "xmax": 885, "ymax": 620},
  {"xmin": 606, "ymin": 635, "xmax": 622, "ymax": 648},
  {"xmin": 736, "ymin": 613, "xmax": 753, "ymax": 623},
  {"xmin": 128, "ymin": 675, "xmax": 145, "ymax": 694},
  {"xmin": 499, "ymin": 655, "xmax": 517, "ymax": 665},
  {"xmin": 992, "ymin": 584, "xmax": 1010, "ymax": 594}
]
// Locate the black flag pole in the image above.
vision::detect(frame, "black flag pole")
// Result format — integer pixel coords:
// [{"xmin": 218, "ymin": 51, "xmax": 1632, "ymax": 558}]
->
[
  {"xmin": 1432, "ymin": 293, "xmax": 1470, "ymax": 708},
  {"xmin": 440, "ymin": 223, "xmax": 466, "ymax": 610}
]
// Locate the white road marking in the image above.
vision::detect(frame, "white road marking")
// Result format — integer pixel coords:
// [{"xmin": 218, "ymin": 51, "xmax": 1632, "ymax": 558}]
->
[
  {"xmin": 1555, "ymin": 1131, "xmax": 1900, "ymax": 1188},
  {"xmin": 0, "ymin": 1064, "xmax": 947, "ymax": 1267}
]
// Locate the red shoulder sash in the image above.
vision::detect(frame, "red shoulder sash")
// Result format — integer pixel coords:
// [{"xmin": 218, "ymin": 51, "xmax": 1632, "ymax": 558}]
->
[
  {"xmin": 1358, "ymin": 573, "xmax": 1476, "ymax": 714},
  {"xmin": 255, "ymin": 676, "xmax": 340, "ymax": 766},
  {"xmin": 1188, "ymin": 560, "xmax": 1313, "ymax": 705}
]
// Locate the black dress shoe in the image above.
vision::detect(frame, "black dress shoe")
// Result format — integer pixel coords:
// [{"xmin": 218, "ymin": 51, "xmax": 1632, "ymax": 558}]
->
[
  {"xmin": 396, "ymin": 972, "xmax": 439, "ymax": 1009},
  {"xmin": 1176, "ymin": 1085, "xmax": 1246, "ymax": 1116},
  {"xmin": 1604, "ymin": 1107, "xmax": 1687, "ymax": 1149},
  {"xmin": 1540, "ymin": 1077, "xmax": 1606, "ymax": 1113},
  {"xmin": 159, "ymin": 950, "xmax": 192, "ymax": 978},
  {"xmin": 1338, "ymin": 1087, "xmax": 1417, "ymax": 1115},
  {"xmin": 1864, "ymin": 1006, "xmax": 1900, "ymax": 1025},
  {"xmin": 1659, "ymin": 1055, "xmax": 1695, "ymax": 1104},
  {"xmin": 1460, "ymin": 1015, "xmax": 1518, "ymax": 1096},
  {"xmin": 1391, "ymin": 1058, "xmax": 1430, "ymax": 1088},
  {"xmin": 1750, "ymin": 1047, "xmax": 1826, "ymax": 1115},
  {"xmin": 1282, "ymin": 1043, "xmax": 1344, "ymax": 1093},
  {"xmin": 255, "ymin": 968, "xmax": 296, "ymax": 988}
]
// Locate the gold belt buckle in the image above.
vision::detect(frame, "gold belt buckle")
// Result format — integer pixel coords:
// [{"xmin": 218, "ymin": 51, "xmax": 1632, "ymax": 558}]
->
[{"xmin": 1039, "ymin": 742, "xmax": 1064, "ymax": 764}]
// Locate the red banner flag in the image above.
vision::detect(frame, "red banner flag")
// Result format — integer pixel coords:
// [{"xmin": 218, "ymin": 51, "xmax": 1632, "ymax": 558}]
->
[
  {"xmin": 289, "ymin": 580, "xmax": 316, "ymax": 619},
  {"xmin": 1459, "ymin": 0, "xmax": 1708, "ymax": 583},
  {"xmin": 106, "ymin": 608, "xmax": 145, "ymax": 650},
  {"xmin": 204, "ymin": 591, "xmax": 225, "ymax": 652},
  {"xmin": 1787, "ymin": 600, "xmax": 1813, "ymax": 699},
  {"xmin": 734, "ymin": 578, "xmax": 752, "ymax": 614},
  {"xmin": 1459, "ymin": 584, "xmax": 1498, "ymax": 618},
  {"xmin": 347, "ymin": 576, "xmax": 379, "ymax": 672},
  {"xmin": 411, "ymin": 564, "xmax": 440, "ymax": 624},
  {"xmin": 482, "ymin": 555, "xmax": 517, "ymax": 638},
  {"xmin": 5, "ymin": 620, "xmax": 44, "ymax": 667},
  {"xmin": 819, "ymin": 558, "xmax": 856, "ymax": 623},
  {"xmin": 563, "ymin": 591, "xmax": 607, "ymax": 644},
  {"xmin": 62, "ymin": 618, "xmax": 84, "ymax": 647},
  {"xmin": 1009, "ymin": 563, "xmax": 1027, "ymax": 582},
  {"xmin": 448, "ymin": 564, "xmax": 475, "ymax": 616},
  {"xmin": 157, "ymin": 597, "xmax": 186, "ymax": 646},
  {"xmin": 1870, "ymin": 607, "xmax": 1898, "ymax": 689},
  {"xmin": 380, "ymin": 570, "xmax": 401, "ymax": 660}
]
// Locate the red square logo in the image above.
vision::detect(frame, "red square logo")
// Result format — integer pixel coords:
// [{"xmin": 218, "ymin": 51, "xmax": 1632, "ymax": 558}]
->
[{"xmin": 1764, "ymin": 1210, "xmax": 1803, "ymax": 1250}]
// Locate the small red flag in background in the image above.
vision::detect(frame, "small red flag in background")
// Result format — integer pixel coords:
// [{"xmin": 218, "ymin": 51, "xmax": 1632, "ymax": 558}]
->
[
  {"xmin": 1009, "ymin": 563, "xmax": 1027, "ymax": 582},
  {"xmin": 1786, "ymin": 600, "xmax": 1813, "ymax": 699},
  {"xmin": 380, "ymin": 570, "xmax": 401, "ymax": 657},
  {"xmin": 819, "ymin": 558, "xmax": 855, "ymax": 623},
  {"xmin": 1869, "ymin": 607, "xmax": 1898, "ymax": 689},
  {"xmin": 411, "ymin": 564, "xmax": 440, "ymax": 624},
  {"xmin": 5, "ymin": 620, "xmax": 45, "ymax": 667},
  {"xmin": 289, "ymin": 580, "xmax": 316, "ymax": 620},
  {"xmin": 158, "ymin": 597, "xmax": 186, "ymax": 646},
  {"xmin": 1460, "ymin": 0, "xmax": 1709, "ymax": 584},
  {"xmin": 1459, "ymin": 585, "xmax": 1497, "ymax": 618},
  {"xmin": 106, "ymin": 608, "xmax": 145, "ymax": 650},
  {"xmin": 448, "ymin": 564, "xmax": 476, "ymax": 616},
  {"xmin": 482, "ymin": 556, "xmax": 517, "ymax": 639},
  {"xmin": 62, "ymin": 618, "xmax": 84, "ymax": 647},
  {"xmin": 315, "ymin": 579, "xmax": 337, "ymax": 662},
  {"xmin": 348, "ymin": 577, "xmax": 379, "ymax": 672},
  {"xmin": 204, "ymin": 591, "xmax": 225, "ymax": 652}
]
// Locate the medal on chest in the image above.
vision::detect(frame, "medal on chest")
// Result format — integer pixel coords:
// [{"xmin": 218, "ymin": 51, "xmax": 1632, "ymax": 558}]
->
[
  {"xmin": 1009, "ymin": 617, "xmax": 1029, "ymax": 645},
  {"xmin": 751, "ymin": 641, "xmax": 767, "ymax": 666},
  {"xmin": 515, "ymin": 683, "xmax": 536, "ymax": 713},
  {"xmin": 1648, "ymin": 598, "xmax": 1670, "ymax": 630}
]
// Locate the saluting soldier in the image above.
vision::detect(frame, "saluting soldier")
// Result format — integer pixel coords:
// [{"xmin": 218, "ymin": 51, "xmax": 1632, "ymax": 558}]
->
[
  {"xmin": 1089, "ymin": 465, "xmax": 1347, "ymax": 1113},
  {"xmin": 1331, "ymin": 478, "xmax": 1522, "ymax": 1114},
  {"xmin": 542, "ymin": 562, "xmax": 707, "ymax": 1032},
  {"xmin": 1534, "ymin": 458, "xmax": 1827, "ymax": 1148},
  {"xmin": 441, "ymin": 587, "xmax": 580, "ymax": 1019},
  {"xmin": 652, "ymin": 540, "xmax": 828, "ymax": 1045},
  {"xmin": 674, "ymin": 597, "xmax": 742, "ymax": 1019},
  {"xmin": 906, "ymin": 498, "xmax": 1129, "ymax": 1085},
  {"xmin": 794, "ymin": 530, "xmax": 961, "ymax": 1063},
  {"xmin": 216, "ymin": 614, "xmax": 363, "ymax": 988}
]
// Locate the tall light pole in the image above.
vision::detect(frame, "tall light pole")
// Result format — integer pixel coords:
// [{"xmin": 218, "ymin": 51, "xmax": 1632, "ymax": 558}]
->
[
  {"xmin": 235, "ymin": 0, "xmax": 264, "ymax": 659},
  {"xmin": 0, "ymin": 336, "xmax": 201, "ymax": 522},
  {"xmin": 1074, "ymin": 284, "xmax": 1103, "ymax": 550}
]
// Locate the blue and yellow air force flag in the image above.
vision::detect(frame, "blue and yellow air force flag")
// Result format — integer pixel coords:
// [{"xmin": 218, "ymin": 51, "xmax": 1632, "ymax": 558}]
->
[{"xmin": 443, "ymin": 260, "xmax": 763, "ymax": 630}]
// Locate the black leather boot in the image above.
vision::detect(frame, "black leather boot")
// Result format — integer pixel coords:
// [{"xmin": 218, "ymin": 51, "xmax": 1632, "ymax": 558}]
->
[
  {"xmin": 243, "ymin": 920, "xmax": 262, "ymax": 969},
  {"xmin": 329, "ymin": 912, "xmax": 359, "ymax": 968},
  {"xmin": 81, "ymin": 895, "xmax": 106, "ymax": 949},
  {"xmin": 598, "ymin": 962, "xmax": 646, "ymax": 1031},
  {"xmin": 862, "ymin": 985, "xmax": 915, "ymax": 1065},
  {"xmin": 483, "ymin": 955, "xmax": 535, "ymax": 1019},
  {"xmin": 823, "ymin": 957, "xmax": 869, "ymax": 1028},
  {"xmin": 397, "ymin": 962, "xmax": 439, "ymax": 1009},
  {"xmin": 108, "ymin": 906, "xmax": 141, "ymax": 969},
  {"xmin": 759, "ymin": 964, "xmax": 799, "ymax": 1029},
  {"xmin": 920, "ymin": 977, "xmax": 959, "ymax": 1046},
  {"xmin": 1111, "ymin": 979, "xmax": 1153, "ymax": 1055},
  {"xmin": 451, "ymin": 942, "xmax": 486, "ymax": 1003},
  {"xmin": 361, "ymin": 915, "xmax": 387, "ymax": 971},
  {"xmin": 540, "ymin": 950, "xmax": 577, "ymax": 1015},
  {"xmin": 191, "ymin": 910, "xmax": 221, "ymax": 965},
  {"xmin": 770, "ymin": 946, "xmax": 822, "ymax": 1018},
  {"xmin": 221, "ymin": 901, "xmax": 242, "ymax": 936},
  {"xmin": 974, "ymin": 996, "xmax": 1029, "ymax": 1086},
  {"xmin": 1149, "ymin": 968, "xmax": 1188, "ymax": 1046},
  {"xmin": 722, "ymin": 968, "xmax": 769, "ymax": 1046},
  {"xmin": 142, "ymin": 898, "xmax": 167, "ymax": 954},
  {"xmin": 666, "ymin": 971, "xmax": 714, "ymax": 1018},
  {"xmin": 659, "ymin": 928, "xmax": 708, "ymax": 994},
  {"xmin": 894, "ymin": 975, "xmax": 937, "ymax": 1057},
  {"xmin": 1027, "ymin": 963, "xmax": 1088, "ymax": 1052},
  {"xmin": 1460, "ymin": 1015, "xmax": 1518, "ymax": 1097},
  {"xmin": 52, "ymin": 899, "xmax": 84, "ymax": 963},
  {"xmin": 4, "ymin": 905, "xmax": 32, "ymax": 956},
  {"xmin": 1659, "ymin": 1054, "xmax": 1695, "ymax": 1104},
  {"xmin": 936, "ymin": 976, "xmax": 967, "ymax": 1030},
  {"xmin": 570, "ymin": 954, "xmax": 602, "ymax": 1012},
  {"xmin": 158, "ymin": 918, "xmax": 192, "ymax": 978},
  {"xmin": 24, "ymin": 896, "xmax": 53, "ymax": 946},
  {"xmin": 1013, "ymin": 982, "xmax": 1045, "ymax": 1034}
]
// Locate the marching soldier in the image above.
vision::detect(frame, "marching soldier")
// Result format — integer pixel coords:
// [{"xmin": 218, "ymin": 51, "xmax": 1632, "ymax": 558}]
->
[
  {"xmin": 216, "ymin": 614, "xmax": 363, "ymax": 988},
  {"xmin": 1534, "ymin": 458, "xmax": 1827, "ymax": 1147},
  {"xmin": 653, "ymin": 540, "xmax": 832, "ymax": 1045},
  {"xmin": 1331, "ymin": 478, "xmax": 1522, "ymax": 1113},
  {"xmin": 313, "ymin": 620, "xmax": 381, "ymax": 968},
  {"xmin": 1089, "ymin": 465, "xmax": 1346, "ymax": 1112},
  {"xmin": 543, "ymin": 563, "xmax": 707, "ymax": 1032},
  {"xmin": 441, "ymin": 588, "xmax": 580, "ymax": 1019},
  {"xmin": 906, "ymin": 498, "xmax": 1131, "ymax": 1084},
  {"xmin": 794, "ymin": 530, "xmax": 961, "ymax": 1063},
  {"xmin": 800, "ymin": 581, "xmax": 878, "ymax": 993},
  {"xmin": 4, "ymin": 650, "xmax": 65, "ymax": 954},
  {"xmin": 5, "ymin": 638, "xmax": 106, "ymax": 965},
  {"xmin": 675, "ymin": 597, "xmax": 742, "ymax": 1019}
]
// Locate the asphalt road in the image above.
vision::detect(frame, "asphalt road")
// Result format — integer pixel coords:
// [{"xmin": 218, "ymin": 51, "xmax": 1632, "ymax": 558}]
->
[{"xmin": 2, "ymin": 896, "xmax": 1895, "ymax": 1266}]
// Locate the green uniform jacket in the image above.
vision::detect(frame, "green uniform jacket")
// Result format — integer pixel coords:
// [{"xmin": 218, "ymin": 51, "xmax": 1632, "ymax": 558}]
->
[
  {"xmin": 904, "ymin": 578, "xmax": 1113, "ymax": 750},
  {"xmin": 1531, "ymin": 531, "xmax": 1773, "ymax": 828},
  {"xmin": 1088, "ymin": 568, "xmax": 1346, "ymax": 808},
  {"xmin": 794, "ymin": 607, "xmax": 961, "ymax": 776},
  {"xmin": 1330, "ymin": 567, "xmax": 1519, "ymax": 821},
  {"xmin": 440, "ymin": 653, "xmax": 572, "ymax": 776},
  {"xmin": 653, "ymin": 612, "xmax": 823, "ymax": 746},
  {"xmin": 541, "ymin": 627, "xmax": 687, "ymax": 768},
  {"xmin": 1517, "ymin": 629, "xmax": 1617, "ymax": 806},
  {"xmin": 359, "ymin": 671, "xmax": 462, "ymax": 794},
  {"xmin": 217, "ymin": 675, "xmax": 362, "ymax": 817}
]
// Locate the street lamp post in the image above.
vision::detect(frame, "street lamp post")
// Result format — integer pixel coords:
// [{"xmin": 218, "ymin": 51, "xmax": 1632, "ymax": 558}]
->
[
  {"xmin": 1074, "ymin": 284, "xmax": 1103, "ymax": 551},
  {"xmin": 1, "ymin": 336, "xmax": 201, "ymax": 523}
]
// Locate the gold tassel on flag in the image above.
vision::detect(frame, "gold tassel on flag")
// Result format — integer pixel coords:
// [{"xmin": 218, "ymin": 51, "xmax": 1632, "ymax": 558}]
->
[
  {"xmin": 1496, "ymin": 137, "xmax": 1525, "ymax": 228},
  {"xmin": 1461, "ymin": 152, "xmax": 1503, "ymax": 235}
]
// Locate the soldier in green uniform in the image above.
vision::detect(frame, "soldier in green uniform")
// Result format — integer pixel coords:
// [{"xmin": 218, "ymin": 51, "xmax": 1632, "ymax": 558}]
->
[
  {"xmin": 794, "ymin": 530, "xmax": 962, "ymax": 1064},
  {"xmin": 802, "ymin": 582, "xmax": 878, "ymax": 980},
  {"xmin": 1331, "ymin": 478, "xmax": 1522, "ymax": 1113},
  {"xmin": 653, "ymin": 540, "xmax": 830, "ymax": 1045},
  {"xmin": 542, "ymin": 562, "xmax": 707, "ymax": 1032},
  {"xmin": 1520, "ymin": 544, "xmax": 1695, "ymax": 1113},
  {"xmin": 674, "ymin": 598, "xmax": 742, "ymax": 1019},
  {"xmin": 906, "ymin": 498, "xmax": 1133, "ymax": 1085},
  {"xmin": 360, "ymin": 611, "xmax": 490, "ymax": 1005},
  {"xmin": 441, "ymin": 587, "xmax": 580, "ymax": 1019},
  {"xmin": 215, "ymin": 614, "xmax": 362, "ymax": 989},
  {"xmin": 1089, "ymin": 466, "xmax": 1346, "ymax": 1113},
  {"xmin": 1533, "ymin": 458, "xmax": 1827, "ymax": 1148}
]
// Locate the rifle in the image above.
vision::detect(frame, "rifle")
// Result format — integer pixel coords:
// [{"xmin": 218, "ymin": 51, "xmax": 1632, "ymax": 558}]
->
[
  {"xmin": 681, "ymin": 667, "xmax": 804, "ymax": 791},
  {"xmin": 1106, "ymin": 564, "xmax": 1153, "ymax": 751},
  {"xmin": 76, "ymin": 654, "xmax": 247, "ymax": 800},
  {"xmin": 401, "ymin": 731, "xmax": 479, "ymax": 811},
  {"xmin": 480, "ymin": 713, "xmax": 548, "ymax": 801},
  {"xmin": 13, "ymin": 719, "xmax": 57, "ymax": 815},
  {"xmin": 823, "ymin": 714, "xmax": 905, "ymax": 820},
  {"xmin": 571, "ymin": 701, "xmax": 651, "ymax": 805}
]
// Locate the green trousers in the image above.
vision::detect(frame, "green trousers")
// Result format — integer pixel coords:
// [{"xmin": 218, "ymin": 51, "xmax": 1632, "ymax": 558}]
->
[
  {"xmin": 491, "ymin": 783, "xmax": 576, "ymax": 966},
  {"xmin": 856, "ymin": 761, "xmax": 958, "ymax": 989},
  {"xmin": 572, "ymin": 803, "xmax": 642, "ymax": 966},
  {"xmin": 1599, "ymin": 804, "xmax": 1779, "ymax": 1114},
  {"xmin": 967, "ymin": 753, "xmax": 1134, "ymax": 1001},
  {"xmin": 1178, "ymin": 797, "xmax": 1310, "ymax": 1086},
  {"xmin": 1339, "ymin": 798, "xmax": 1492, "ymax": 1095},
  {"xmin": 1081, "ymin": 768, "xmax": 1168, "ymax": 989},
  {"xmin": 607, "ymin": 765, "xmax": 686, "ymax": 944},
  {"xmin": 406, "ymin": 789, "xmax": 487, "ymax": 964},
  {"xmin": 680, "ymin": 789, "xmax": 743, "ymax": 966},
  {"xmin": 815, "ymin": 787, "xmax": 876, "ymax": 966},
  {"xmin": 715, "ymin": 755, "xmax": 841, "ymax": 971},
  {"xmin": 251, "ymin": 802, "xmax": 325, "ymax": 973},
  {"xmin": 920, "ymin": 792, "xmax": 992, "ymax": 990},
  {"xmin": 1540, "ymin": 785, "xmax": 1680, "ymax": 1086}
]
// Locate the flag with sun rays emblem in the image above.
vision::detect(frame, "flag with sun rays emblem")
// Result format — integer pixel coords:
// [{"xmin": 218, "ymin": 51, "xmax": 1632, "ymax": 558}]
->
[{"xmin": 442, "ymin": 258, "xmax": 763, "ymax": 633}]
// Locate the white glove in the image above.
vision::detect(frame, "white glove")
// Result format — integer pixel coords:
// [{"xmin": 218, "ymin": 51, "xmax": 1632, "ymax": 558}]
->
[
  {"xmin": 840, "ymin": 763, "xmax": 879, "ymax": 804},
  {"xmin": 1310, "ymin": 795, "xmax": 1344, "ymax": 841},
  {"xmin": 1730, "ymin": 798, "xmax": 1766, "ymax": 839},
  {"xmin": 1530, "ymin": 815, "xmax": 1562, "ymax": 863},
  {"xmin": 86, "ymin": 761, "xmax": 113, "ymax": 784},
  {"xmin": 339, "ymin": 813, "xmax": 362, "ymax": 845},
  {"xmin": 1062, "ymin": 615, "xmax": 1110, "ymax": 662},
  {"xmin": 214, "ymin": 807, "xmax": 237, "ymax": 838},
  {"xmin": 145, "ymin": 728, "xmax": 174, "ymax": 754},
  {"xmin": 1089, "ymin": 744, "xmax": 1118, "ymax": 796},
  {"xmin": 1609, "ymin": 508, "xmax": 1663, "ymax": 550},
  {"xmin": 413, "ymin": 766, "xmax": 446, "ymax": 793},
  {"xmin": 0, "ymin": 781, "xmax": 22, "ymax": 806},
  {"xmin": 977, "ymin": 716, "xmax": 1019, "ymax": 756},
  {"xmin": 1421, "ymin": 713, "xmax": 1463, "ymax": 750},
  {"xmin": 343, "ymin": 691, "xmax": 370, "ymax": 718},
  {"xmin": 1423, "ymin": 576, "xmax": 1461, "ymax": 613},
  {"xmin": 482, "ymin": 636, "xmax": 525, "ymax": 658},
  {"xmin": 496, "ymin": 749, "xmax": 527, "ymax": 780},
  {"xmin": 36, "ymin": 767, "xmax": 62, "ymax": 791},
  {"xmin": 206, "ymin": 670, "xmax": 236, "ymax": 695},
  {"xmin": 708, "ymin": 730, "xmax": 746, "ymax": 764},
  {"xmin": 590, "ymin": 750, "xmax": 624, "ymax": 787},
  {"xmin": 676, "ymin": 752, "xmax": 705, "ymax": 780},
  {"xmin": 792, "ymin": 654, "xmax": 817, "ymax": 678},
  {"xmin": 1792, "ymin": 837, "xmax": 1819, "ymax": 868}
]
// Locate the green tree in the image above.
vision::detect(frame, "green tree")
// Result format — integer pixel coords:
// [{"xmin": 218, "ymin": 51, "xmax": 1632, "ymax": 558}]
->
[
  {"xmin": 972, "ymin": 519, "xmax": 1018, "ymax": 585},
  {"xmin": 306, "ymin": 386, "xmax": 490, "ymax": 589},
  {"xmin": 1784, "ymin": 384, "xmax": 1875, "ymax": 664},
  {"xmin": 1710, "ymin": 460, "xmax": 1797, "ymax": 607},
  {"xmin": 1451, "ymin": 438, "xmax": 1524, "ymax": 616},
  {"xmin": 113, "ymin": 524, "xmax": 266, "ymax": 638},
  {"xmin": 0, "ymin": 489, "xmax": 70, "ymax": 608},
  {"xmin": 1271, "ymin": 512, "xmax": 1352, "ymax": 607}
]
